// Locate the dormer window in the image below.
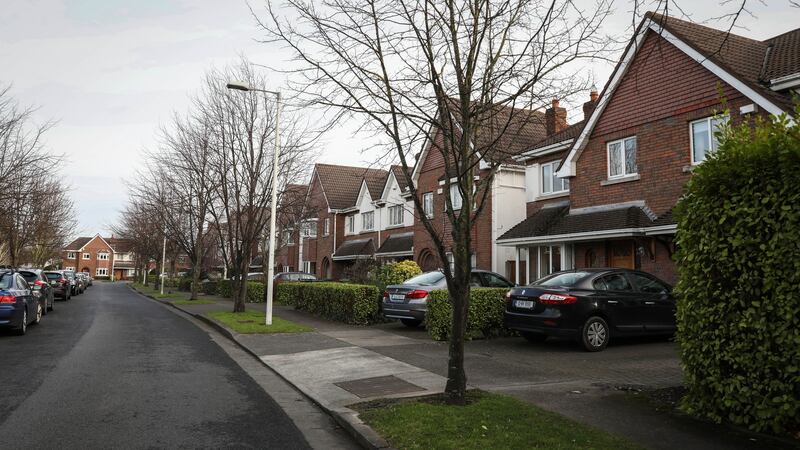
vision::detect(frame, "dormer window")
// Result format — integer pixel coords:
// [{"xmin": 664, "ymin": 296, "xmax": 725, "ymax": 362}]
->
[
  {"xmin": 361, "ymin": 211, "xmax": 374, "ymax": 231},
  {"xmin": 541, "ymin": 161, "xmax": 569, "ymax": 195},
  {"xmin": 607, "ymin": 136, "xmax": 637, "ymax": 179},
  {"xmin": 388, "ymin": 205, "xmax": 404, "ymax": 226}
]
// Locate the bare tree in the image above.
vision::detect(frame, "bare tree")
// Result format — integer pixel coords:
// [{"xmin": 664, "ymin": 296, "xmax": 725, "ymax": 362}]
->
[{"xmin": 261, "ymin": 0, "xmax": 614, "ymax": 403}]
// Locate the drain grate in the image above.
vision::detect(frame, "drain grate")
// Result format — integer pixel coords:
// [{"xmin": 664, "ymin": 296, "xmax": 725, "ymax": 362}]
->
[{"xmin": 335, "ymin": 375, "xmax": 425, "ymax": 398}]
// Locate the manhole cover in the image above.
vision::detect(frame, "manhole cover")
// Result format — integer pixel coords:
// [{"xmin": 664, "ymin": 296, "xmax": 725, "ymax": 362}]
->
[{"xmin": 335, "ymin": 375, "xmax": 425, "ymax": 398}]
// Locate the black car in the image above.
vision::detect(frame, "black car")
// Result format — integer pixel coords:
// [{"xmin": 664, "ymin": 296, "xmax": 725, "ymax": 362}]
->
[
  {"xmin": 19, "ymin": 269, "xmax": 55, "ymax": 314},
  {"xmin": 63, "ymin": 270, "xmax": 80, "ymax": 295},
  {"xmin": 44, "ymin": 270, "xmax": 71, "ymax": 301},
  {"xmin": 383, "ymin": 269, "xmax": 515, "ymax": 327},
  {"xmin": 0, "ymin": 270, "xmax": 43, "ymax": 335},
  {"xmin": 504, "ymin": 269, "xmax": 674, "ymax": 352}
]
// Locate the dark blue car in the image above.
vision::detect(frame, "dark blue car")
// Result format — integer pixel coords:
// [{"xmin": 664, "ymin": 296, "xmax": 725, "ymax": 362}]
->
[{"xmin": 0, "ymin": 270, "xmax": 43, "ymax": 335}]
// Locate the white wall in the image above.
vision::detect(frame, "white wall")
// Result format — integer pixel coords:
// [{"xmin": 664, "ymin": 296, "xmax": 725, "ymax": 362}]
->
[
  {"xmin": 491, "ymin": 167, "xmax": 527, "ymax": 277},
  {"xmin": 382, "ymin": 173, "xmax": 414, "ymax": 228}
]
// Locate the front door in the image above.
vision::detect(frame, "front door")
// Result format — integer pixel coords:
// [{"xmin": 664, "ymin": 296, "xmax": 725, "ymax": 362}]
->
[{"xmin": 609, "ymin": 241, "xmax": 635, "ymax": 269}]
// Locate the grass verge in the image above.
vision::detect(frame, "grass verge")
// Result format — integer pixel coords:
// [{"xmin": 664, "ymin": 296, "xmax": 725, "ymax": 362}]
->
[
  {"xmin": 354, "ymin": 391, "xmax": 642, "ymax": 450},
  {"xmin": 206, "ymin": 310, "xmax": 312, "ymax": 334},
  {"xmin": 173, "ymin": 299, "xmax": 216, "ymax": 305}
]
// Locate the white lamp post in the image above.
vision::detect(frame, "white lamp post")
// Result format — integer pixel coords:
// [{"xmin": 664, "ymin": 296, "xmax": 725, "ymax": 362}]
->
[{"xmin": 226, "ymin": 81, "xmax": 280, "ymax": 326}]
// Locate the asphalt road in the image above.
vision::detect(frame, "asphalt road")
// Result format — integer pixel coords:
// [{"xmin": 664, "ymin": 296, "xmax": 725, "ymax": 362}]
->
[{"xmin": 0, "ymin": 282, "xmax": 311, "ymax": 449}]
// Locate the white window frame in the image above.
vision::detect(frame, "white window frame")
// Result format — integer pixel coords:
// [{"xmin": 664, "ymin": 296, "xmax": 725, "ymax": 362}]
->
[
  {"xmin": 423, "ymin": 193, "xmax": 434, "ymax": 218},
  {"xmin": 323, "ymin": 218, "xmax": 330, "ymax": 236},
  {"xmin": 301, "ymin": 221, "xmax": 317, "ymax": 238},
  {"xmin": 64, "ymin": 266, "xmax": 75, "ymax": 272},
  {"xmin": 67, "ymin": 252, "xmax": 76, "ymax": 259},
  {"xmin": 607, "ymin": 136, "xmax": 638, "ymax": 179},
  {"xmin": 388, "ymin": 205, "xmax": 404, "ymax": 226},
  {"xmin": 690, "ymin": 115, "xmax": 728, "ymax": 165},
  {"xmin": 448, "ymin": 184, "xmax": 463, "ymax": 210},
  {"xmin": 346, "ymin": 215, "xmax": 355, "ymax": 234},
  {"xmin": 283, "ymin": 230, "xmax": 295, "ymax": 245},
  {"xmin": 361, "ymin": 211, "xmax": 374, "ymax": 231},
  {"xmin": 82, "ymin": 252, "xmax": 91, "ymax": 260},
  {"xmin": 96, "ymin": 268, "xmax": 108, "ymax": 276},
  {"xmin": 98, "ymin": 252, "xmax": 109, "ymax": 260},
  {"xmin": 541, "ymin": 160, "xmax": 569, "ymax": 195}
]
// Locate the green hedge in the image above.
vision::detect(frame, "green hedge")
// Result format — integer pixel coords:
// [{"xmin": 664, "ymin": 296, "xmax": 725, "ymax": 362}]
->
[
  {"xmin": 426, "ymin": 288, "xmax": 512, "ymax": 341},
  {"xmin": 217, "ymin": 279, "xmax": 233, "ymax": 298},
  {"xmin": 674, "ymin": 111, "xmax": 800, "ymax": 434},
  {"xmin": 276, "ymin": 282, "xmax": 381, "ymax": 325},
  {"xmin": 374, "ymin": 260, "xmax": 422, "ymax": 291},
  {"xmin": 202, "ymin": 280, "xmax": 217, "ymax": 295},
  {"xmin": 214, "ymin": 279, "xmax": 265, "ymax": 303}
]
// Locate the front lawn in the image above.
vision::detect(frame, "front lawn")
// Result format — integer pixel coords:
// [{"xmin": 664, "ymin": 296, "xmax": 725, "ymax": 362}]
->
[
  {"xmin": 206, "ymin": 310, "xmax": 312, "ymax": 334},
  {"xmin": 355, "ymin": 391, "xmax": 641, "ymax": 450}
]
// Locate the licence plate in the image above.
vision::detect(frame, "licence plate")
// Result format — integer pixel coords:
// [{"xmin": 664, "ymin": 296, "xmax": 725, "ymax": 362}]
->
[
  {"xmin": 514, "ymin": 300, "xmax": 535, "ymax": 309},
  {"xmin": 50, "ymin": 281, "xmax": 57, "ymax": 286},
  {"xmin": 390, "ymin": 294, "xmax": 405, "ymax": 302}
]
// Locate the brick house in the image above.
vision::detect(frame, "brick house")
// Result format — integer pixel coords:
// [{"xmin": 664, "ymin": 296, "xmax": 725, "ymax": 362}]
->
[
  {"xmin": 62, "ymin": 234, "xmax": 137, "ymax": 280},
  {"xmin": 497, "ymin": 13, "xmax": 799, "ymax": 285},
  {"xmin": 410, "ymin": 103, "xmax": 554, "ymax": 281}
]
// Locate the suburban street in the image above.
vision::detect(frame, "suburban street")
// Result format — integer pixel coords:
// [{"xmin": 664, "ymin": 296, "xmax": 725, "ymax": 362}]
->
[{"xmin": 0, "ymin": 283, "xmax": 315, "ymax": 449}]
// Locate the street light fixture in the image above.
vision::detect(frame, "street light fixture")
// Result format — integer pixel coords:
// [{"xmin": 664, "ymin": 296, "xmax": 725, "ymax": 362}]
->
[{"xmin": 226, "ymin": 80, "xmax": 281, "ymax": 326}]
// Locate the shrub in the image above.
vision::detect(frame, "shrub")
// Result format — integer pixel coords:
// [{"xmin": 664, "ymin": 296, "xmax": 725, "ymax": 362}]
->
[
  {"xmin": 216, "ymin": 279, "xmax": 233, "ymax": 298},
  {"xmin": 674, "ymin": 111, "xmax": 800, "ymax": 434},
  {"xmin": 375, "ymin": 260, "xmax": 422, "ymax": 291},
  {"xmin": 201, "ymin": 280, "xmax": 217, "ymax": 295},
  {"xmin": 246, "ymin": 281, "xmax": 265, "ymax": 303},
  {"xmin": 178, "ymin": 278, "xmax": 192, "ymax": 292},
  {"xmin": 276, "ymin": 282, "xmax": 381, "ymax": 325},
  {"xmin": 426, "ymin": 288, "xmax": 511, "ymax": 341}
]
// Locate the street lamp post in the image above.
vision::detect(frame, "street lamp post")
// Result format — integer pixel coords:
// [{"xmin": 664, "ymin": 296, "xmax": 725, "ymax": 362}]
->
[{"xmin": 226, "ymin": 81, "xmax": 280, "ymax": 326}]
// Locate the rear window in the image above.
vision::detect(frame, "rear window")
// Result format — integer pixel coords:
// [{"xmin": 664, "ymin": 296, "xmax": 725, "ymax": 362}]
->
[
  {"xmin": 534, "ymin": 271, "xmax": 592, "ymax": 287},
  {"xmin": 45, "ymin": 272, "xmax": 61, "ymax": 280},
  {"xmin": 403, "ymin": 271, "xmax": 445, "ymax": 286},
  {"xmin": 0, "ymin": 273, "xmax": 12, "ymax": 289},
  {"xmin": 19, "ymin": 271, "xmax": 38, "ymax": 282}
]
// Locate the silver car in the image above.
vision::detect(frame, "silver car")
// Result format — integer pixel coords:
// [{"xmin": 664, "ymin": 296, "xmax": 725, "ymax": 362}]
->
[{"xmin": 382, "ymin": 270, "xmax": 514, "ymax": 327}]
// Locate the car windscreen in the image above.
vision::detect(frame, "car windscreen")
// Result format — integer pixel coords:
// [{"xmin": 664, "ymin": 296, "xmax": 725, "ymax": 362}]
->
[
  {"xmin": 64, "ymin": 272, "xmax": 75, "ymax": 278},
  {"xmin": 534, "ymin": 271, "xmax": 592, "ymax": 287},
  {"xmin": 403, "ymin": 271, "xmax": 445, "ymax": 286},
  {"xmin": 44, "ymin": 272, "xmax": 61, "ymax": 280},
  {"xmin": 19, "ymin": 271, "xmax": 38, "ymax": 282},
  {"xmin": 0, "ymin": 273, "xmax": 12, "ymax": 289}
]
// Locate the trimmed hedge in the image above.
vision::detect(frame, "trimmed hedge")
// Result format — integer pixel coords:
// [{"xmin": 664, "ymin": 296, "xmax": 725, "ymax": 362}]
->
[
  {"xmin": 201, "ymin": 280, "xmax": 217, "ymax": 295},
  {"xmin": 426, "ymin": 288, "xmax": 512, "ymax": 341},
  {"xmin": 675, "ymin": 111, "xmax": 800, "ymax": 434},
  {"xmin": 214, "ymin": 279, "xmax": 266, "ymax": 303},
  {"xmin": 276, "ymin": 282, "xmax": 381, "ymax": 325},
  {"xmin": 217, "ymin": 279, "xmax": 234, "ymax": 298}
]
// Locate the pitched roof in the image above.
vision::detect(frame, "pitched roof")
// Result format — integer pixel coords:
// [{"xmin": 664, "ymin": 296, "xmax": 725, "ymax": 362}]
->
[
  {"xmin": 498, "ymin": 205, "xmax": 676, "ymax": 242},
  {"xmin": 364, "ymin": 170, "xmax": 389, "ymax": 200},
  {"xmin": 527, "ymin": 121, "xmax": 585, "ymax": 152},
  {"xmin": 332, "ymin": 238, "xmax": 375, "ymax": 260},
  {"xmin": 763, "ymin": 29, "xmax": 800, "ymax": 82},
  {"xmin": 375, "ymin": 233, "xmax": 414, "ymax": 255},
  {"xmin": 107, "ymin": 238, "xmax": 134, "ymax": 253},
  {"xmin": 315, "ymin": 164, "xmax": 388, "ymax": 210},
  {"xmin": 390, "ymin": 165, "xmax": 414, "ymax": 192},
  {"xmin": 65, "ymin": 237, "xmax": 92, "ymax": 250}
]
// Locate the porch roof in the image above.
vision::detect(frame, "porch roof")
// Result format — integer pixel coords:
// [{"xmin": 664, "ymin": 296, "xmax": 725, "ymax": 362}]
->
[
  {"xmin": 332, "ymin": 238, "xmax": 375, "ymax": 261},
  {"xmin": 375, "ymin": 233, "xmax": 413, "ymax": 257}
]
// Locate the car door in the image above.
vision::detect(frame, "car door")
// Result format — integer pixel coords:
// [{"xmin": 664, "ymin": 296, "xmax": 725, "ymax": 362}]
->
[
  {"xmin": 628, "ymin": 272, "xmax": 675, "ymax": 332},
  {"xmin": 591, "ymin": 272, "xmax": 644, "ymax": 333},
  {"xmin": 16, "ymin": 275, "xmax": 32, "ymax": 321}
]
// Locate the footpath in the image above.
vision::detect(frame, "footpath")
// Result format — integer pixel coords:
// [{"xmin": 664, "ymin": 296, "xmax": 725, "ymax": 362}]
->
[{"xmin": 131, "ymin": 285, "xmax": 797, "ymax": 450}]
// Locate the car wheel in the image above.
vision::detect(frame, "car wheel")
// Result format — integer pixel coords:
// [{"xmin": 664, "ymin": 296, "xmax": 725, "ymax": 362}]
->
[
  {"xmin": 581, "ymin": 316, "xmax": 610, "ymax": 352},
  {"xmin": 521, "ymin": 331, "xmax": 547, "ymax": 343},
  {"xmin": 15, "ymin": 309, "xmax": 27, "ymax": 335},
  {"xmin": 401, "ymin": 319, "xmax": 422, "ymax": 328},
  {"xmin": 33, "ymin": 303, "xmax": 43, "ymax": 325}
]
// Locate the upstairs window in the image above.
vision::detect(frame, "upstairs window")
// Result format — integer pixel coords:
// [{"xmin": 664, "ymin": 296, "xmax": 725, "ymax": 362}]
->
[
  {"xmin": 388, "ymin": 205, "xmax": 404, "ymax": 226},
  {"xmin": 98, "ymin": 252, "xmax": 109, "ymax": 260},
  {"xmin": 449, "ymin": 184, "xmax": 463, "ymax": 210},
  {"xmin": 67, "ymin": 252, "xmax": 76, "ymax": 259},
  {"xmin": 283, "ymin": 230, "xmax": 294, "ymax": 244},
  {"xmin": 423, "ymin": 193, "xmax": 434, "ymax": 218},
  {"xmin": 607, "ymin": 136, "xmax": 637, "ymax": 179},
  {"xmin": 541, "ymin": 161, "xmax": 569, "ymax": 195},
  {"xmin": 83, "ymin": 252, "xmax": 91, "ymax": 260},
  {"xmin": 301, "ymin": 221, "xmax": 317, "ymax": 238},
  {"xmin": 691, "ymin": 116, "xmax": 727, "ymax": 164},
  {"xmin": 323, "ymin": 218, "xmax": 330, "ymax": 236},
  {"xmin": 361, "ymin": 211, "xmax": 374, "ymax": 231},
  {"xmin": 346, "ymin": 215, "xmax": 355, "ymax": 234}
]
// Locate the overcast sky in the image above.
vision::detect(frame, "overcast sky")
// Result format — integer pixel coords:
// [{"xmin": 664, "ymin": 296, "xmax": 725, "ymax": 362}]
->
[{"xmin": 1, "ymin": 0, "xmax": 797, "ymax": 238}]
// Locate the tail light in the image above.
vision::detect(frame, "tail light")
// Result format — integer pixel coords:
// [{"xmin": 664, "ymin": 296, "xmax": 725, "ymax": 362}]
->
[
  {"xmin": 539, "ymin": 293, "xmax": 577, "ymax": 305},
  {"xmin": 34, "ymin": 280, "xmax": 46, "ymax": 287},
  {"xmin": 405, "ymin": 290, "xmax": 428, "ymax": 300},
  {"xmin": 0, "ymin": 295, "xmax": 15, "ymax": 303},
  {"xmin": 382, "ymin": 291, "xmax": 389, "ymax": 300},
  {"xmin": 59, "ymin": 277, "xmax": 67, "ymax": 284},
  {"xmin": 505, "ymin": 290, "xmax": 513, "ymax": 306}
]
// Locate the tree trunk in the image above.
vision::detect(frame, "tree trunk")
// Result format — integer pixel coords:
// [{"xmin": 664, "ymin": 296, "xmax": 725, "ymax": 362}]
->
[
  {"xmin": 190, "ymin": 267, "xmax": 200, "ymax": 300},
  {"xmin": 444, "ymin": 225, "xmax": 472, "ymax": 404}
]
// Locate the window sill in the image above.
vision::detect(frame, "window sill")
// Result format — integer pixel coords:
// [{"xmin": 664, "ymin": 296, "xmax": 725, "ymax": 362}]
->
[
  {"xmin": 682, "ymin": 165, "xmax": 698, "ymax": 173},
  {"xmin": 601, "ymin": 174, "xmax": 640, "ymax": 186},
  {"xmin": 534, "ymin": 191, "xmax": 570, "ymax": 201},
  {"xmin": 385, "ymin": 224, "xmax": 405, "ymax": 230}
]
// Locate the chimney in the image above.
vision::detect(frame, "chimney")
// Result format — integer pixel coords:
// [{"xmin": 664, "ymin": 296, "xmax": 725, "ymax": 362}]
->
[
  {"xmin": 545, "ymin": 99, "xmax": 567, "ymax": 136},
  {"xmin": 583, "ymin": 86, "xmax": 599, "ymax": 120}
]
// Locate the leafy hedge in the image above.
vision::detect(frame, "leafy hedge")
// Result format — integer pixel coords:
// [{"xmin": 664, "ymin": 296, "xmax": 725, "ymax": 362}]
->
[
  {"xmin": 217, "ymin": 279, "xmax": 234, "ymax": 298},
  {"xmin": 201, "ymin": 280, "xmax": 217, "ymax": 295},
  {"xmin": 674, "ymin": 112, "xmax": 800, "ymax": 434},
  {"xmin": 426, "ymin": 288, "xmax": 512, "ymax": 341},
  {"xmin": 276, "ymin": 282, "xmax": 381, "ymax": 325},
  {"xmin": 374, "ymin": 260, "xmax": 422, "ymax": 292},
  {"xmin": 214, "ymin": 279, "xmax": 266, "ymax": 303}
]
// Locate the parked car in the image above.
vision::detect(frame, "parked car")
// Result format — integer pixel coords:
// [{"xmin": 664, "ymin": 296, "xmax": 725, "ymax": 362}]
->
[
  {"xmin": 75, "ymin": 273, "xmax": 88, "ymax": 293},
  {"xmin": 44, "ymin": 270, "xmax": 71, "ymax": 301},
  {"xmin": 0, "ymin": 270, "xmax": 44, "ymax": 335},
  {"xmin": 273, "ymin": 272, "xmax": 317, "ymax": 283},
  {"xmin": 18, "ymin": 268, "xmax": 55, "ymax": 314},
  {"xmin": 504, "ymin": 268, "xmax": 675, "ymax": 352},
  {"xmin": 84, "ymin": 273, "xmax": 93, "ymax": 286},
  {"xmin": 63, "ymin": 270, "xmax": 80, "ymax": 295},
  {"xmin": 382, "ymin": 269, "xmax": 514, "ymax": 327}
]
